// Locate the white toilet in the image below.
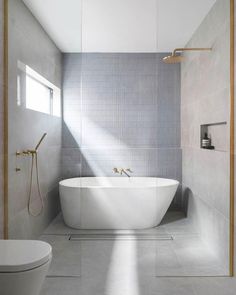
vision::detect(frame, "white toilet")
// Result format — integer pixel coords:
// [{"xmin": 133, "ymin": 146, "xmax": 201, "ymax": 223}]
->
[{"xmin": 0, "ymin": 240, "xmax": 52, "ymax": 295}]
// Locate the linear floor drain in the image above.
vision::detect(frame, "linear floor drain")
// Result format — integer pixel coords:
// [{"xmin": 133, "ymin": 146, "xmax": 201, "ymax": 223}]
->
[
  {"xmin": 47, "ymin": 275, "xmax": 81, "ymax": 278},
  {"xmin": 69, "ymin": 234, "xmax": 173, "ymax": 241}
]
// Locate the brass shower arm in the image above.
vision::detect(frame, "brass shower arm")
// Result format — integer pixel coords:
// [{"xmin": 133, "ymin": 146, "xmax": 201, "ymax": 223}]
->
[
  {"xmin": 163, "ymin": 47, "xmax": 212, "ymax": 64},
  {"xmin": 172, "ymin": 47, "xmax": 212, "ymax": 56}
]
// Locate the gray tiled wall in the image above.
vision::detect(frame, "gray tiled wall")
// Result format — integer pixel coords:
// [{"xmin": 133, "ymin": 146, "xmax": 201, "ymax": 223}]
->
[
  {"xmin": 181, "ymin": 0, "xmax": 230, "ymax": 270},
  {"xmin": 7, "ymin": 0, "xmax": 62, "ymax": 239},
  {"xmin": 62, "ymin": 53, "xmax": 182, "ymax": 207}
]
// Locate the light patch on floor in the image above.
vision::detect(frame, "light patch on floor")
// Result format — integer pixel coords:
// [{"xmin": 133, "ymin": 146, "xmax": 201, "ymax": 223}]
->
[{"xmin": 104, "ymin": 239, "xmax": 140, "ymax": 295}]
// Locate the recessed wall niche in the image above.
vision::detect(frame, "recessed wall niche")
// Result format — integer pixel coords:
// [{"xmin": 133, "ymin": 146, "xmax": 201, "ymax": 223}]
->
[{"xmin": 200, "ymin": 122, "xmax": 227, "ymax": 152}]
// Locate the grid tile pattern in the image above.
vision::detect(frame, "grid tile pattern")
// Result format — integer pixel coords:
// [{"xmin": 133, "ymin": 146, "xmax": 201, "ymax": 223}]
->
[{"xmin": 62, "ymin": 53, "xmax": 182, "ymax": 205}]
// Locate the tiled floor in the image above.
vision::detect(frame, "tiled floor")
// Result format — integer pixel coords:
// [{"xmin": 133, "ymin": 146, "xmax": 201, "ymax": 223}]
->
[{"xmin": 39, "ymin": 211, "xmax": 235, "ymax": 295}]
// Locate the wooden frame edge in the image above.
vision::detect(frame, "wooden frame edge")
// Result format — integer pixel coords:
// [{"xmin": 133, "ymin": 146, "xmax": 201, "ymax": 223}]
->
[
  {"xmin": 3, "ymin": 0, "xmax": 8, "ymax": 240},
  {"xmin": 230, "ymin": 0, "xmax": 235, "ymax": 277}
]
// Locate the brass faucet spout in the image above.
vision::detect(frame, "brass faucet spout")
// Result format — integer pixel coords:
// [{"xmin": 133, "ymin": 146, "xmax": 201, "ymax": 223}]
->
[
  {"xmin": 113, "ymin": 167, "xmax": 133, "ymax": 178},
  {"xmin": 122, "ymin": 170, "xmax": 130, "ymax": 178}
]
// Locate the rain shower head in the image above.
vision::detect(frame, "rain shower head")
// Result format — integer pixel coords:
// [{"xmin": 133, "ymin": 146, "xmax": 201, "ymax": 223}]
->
[
  {"xmin": 163, "ymin": 47, "xmax": 212, "ymax": 64},
  {"xmin": 163, "ymin": 55, "xmax": 184, "ymax": 64}
]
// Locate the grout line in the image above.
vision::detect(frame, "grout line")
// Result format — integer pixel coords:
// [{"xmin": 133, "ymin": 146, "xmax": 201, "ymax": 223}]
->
[
  {"xmin": 46, "ymin": 275, "xmax": 231, "ymax": 279},
  {"xmin": 155, "ymin": 275, "xmax": 231, "ymax": 278},
  {"xmin": 69, "ymin": 237, "xmax": 173, "ymax": 241},
  {"xmin": 229, "ymin": 0, "xmax": 234, "ymax": 276},
  {"xmin": 40, "ymin": 233, "xmax": 71, "ymax": 237}
]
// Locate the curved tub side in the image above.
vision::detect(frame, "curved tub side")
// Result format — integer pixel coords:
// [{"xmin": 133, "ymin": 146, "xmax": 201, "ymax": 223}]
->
[
  {"xmin": 81, "ymin": 188, "xmax": 159, "ymax": 229},
  {"xmin": 59, "ymin": 186, "xmax": 82, "ymax": 228},
  {"xmin": 59, "ymin": 179, "xmax": 179, "ymax": 229}
]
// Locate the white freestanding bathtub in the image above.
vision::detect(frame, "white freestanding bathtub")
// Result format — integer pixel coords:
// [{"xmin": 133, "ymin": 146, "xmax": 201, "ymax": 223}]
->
[{"xmin": 59, "ymin": 177, "xmax": 179, "ymax": 229}]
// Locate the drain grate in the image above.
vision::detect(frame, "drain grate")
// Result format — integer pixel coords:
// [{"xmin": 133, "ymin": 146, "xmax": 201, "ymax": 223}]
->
[{"xmin": 69, "ymin": 234, "xmax": 173, "ymax": 241}]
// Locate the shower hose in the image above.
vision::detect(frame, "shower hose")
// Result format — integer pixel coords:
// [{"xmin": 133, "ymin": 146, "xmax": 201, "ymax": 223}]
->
[{"xmin": 28, "ymin": 151, "xmax": 44, "ymax": 217}]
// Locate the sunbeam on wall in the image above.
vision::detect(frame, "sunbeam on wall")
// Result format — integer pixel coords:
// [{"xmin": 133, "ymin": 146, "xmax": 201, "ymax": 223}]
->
[{"xmin": 62, "ymin": 53, "xmax": 182, "ymax": 207}]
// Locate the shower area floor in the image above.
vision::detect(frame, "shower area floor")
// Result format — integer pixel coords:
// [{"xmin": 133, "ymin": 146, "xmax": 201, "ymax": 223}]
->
[{"xmin": 39, "ymin": 211, "xmax": 228, "ymax": 295}]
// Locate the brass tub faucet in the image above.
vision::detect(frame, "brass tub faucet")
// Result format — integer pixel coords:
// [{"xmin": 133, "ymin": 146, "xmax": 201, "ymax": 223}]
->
[{"xmin": 113, "ymin": 168, "xmax": 133, "ymax": 178}]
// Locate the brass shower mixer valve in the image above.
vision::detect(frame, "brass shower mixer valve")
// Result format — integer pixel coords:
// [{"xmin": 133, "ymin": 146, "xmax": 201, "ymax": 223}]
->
[
  {"xmin": 15, "ymin": 150, "xmax": 37, "ymax": 172},
  {"xmin": 16, "ymin": 150, "xmax": 37, "ymax": 156},
  {"xmin": 15, "ymin": 133, "xmax": 47, "ymax": 172}
]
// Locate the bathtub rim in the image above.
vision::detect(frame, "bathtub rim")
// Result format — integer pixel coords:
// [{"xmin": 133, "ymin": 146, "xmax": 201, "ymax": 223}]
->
[{"xmin": 59, "ymin": 177, "xmax": 179, "ymax": 189}]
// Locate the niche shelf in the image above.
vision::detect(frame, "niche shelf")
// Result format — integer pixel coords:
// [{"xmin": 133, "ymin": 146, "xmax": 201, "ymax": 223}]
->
[{"xmin": 200, "ymin": 122, "xmax": 227, "ymax": 152}]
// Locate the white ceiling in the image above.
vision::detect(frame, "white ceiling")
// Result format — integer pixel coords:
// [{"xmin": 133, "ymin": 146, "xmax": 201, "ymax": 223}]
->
[
  {"xmin": 22, "ymin": 0, "xmax": 216, "ymax": 53},
  {"xmin": 157, "ymin": 0, "xmax": 216, "ymax": 52},
  {"xmin": 82, "ymin": 0, "xmax": 157, "ymax": 53},
  {"xmin": 22, "ymin": 0, "xmax": 82, "ymax": 52}
]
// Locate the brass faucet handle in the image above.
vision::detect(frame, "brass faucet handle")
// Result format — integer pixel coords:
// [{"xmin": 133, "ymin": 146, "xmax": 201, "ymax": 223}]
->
[
  {"xmin": 27, "ymin": 150, "xmax": 37, "ymax": 155},
  {"xmin": 16, "ymin": 149, "xmax": 37, "ymax": 157},
  {"xmin": 16, "ymin": 150, "xmax": 30, "ymax": 156},
  {"xmin": 113, "ymin": 168, "xmax": 119, "ymax": 173},
  {"xmin": 23, "ymin": 151, "xmax": 31, "ymax": 155}
]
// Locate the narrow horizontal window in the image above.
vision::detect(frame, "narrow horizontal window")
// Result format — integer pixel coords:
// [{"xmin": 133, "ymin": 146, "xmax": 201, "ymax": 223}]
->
[
  {"xmin": 26, "ymin": 75, "xmax": 52, "ymax": 114},
  {"xmin": 17, "ymin": 61, "xmax": 61, "ymax": 117}
]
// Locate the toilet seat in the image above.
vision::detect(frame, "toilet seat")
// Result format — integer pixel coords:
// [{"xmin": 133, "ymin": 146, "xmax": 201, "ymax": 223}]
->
[{"xmin": 0, "ymin": 240, "xmax": 52, "ymax": 272}]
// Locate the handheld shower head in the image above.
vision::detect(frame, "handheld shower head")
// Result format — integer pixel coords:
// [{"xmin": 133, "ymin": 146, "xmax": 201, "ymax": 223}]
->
[
  {"xmin": 163, "ymin": 47, "xmax": 212, "ymax": 64},
  {"xmin": 35, "ymin": 133, "xmax": 47, "ymax": 151}
]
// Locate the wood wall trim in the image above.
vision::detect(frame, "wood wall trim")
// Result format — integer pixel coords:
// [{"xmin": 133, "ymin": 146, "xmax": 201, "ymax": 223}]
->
[{"xmin": 3, "ymin": 0, "xmax": 8, "ymax": 240}]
